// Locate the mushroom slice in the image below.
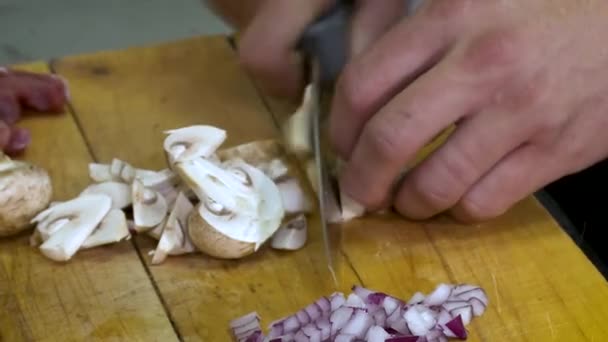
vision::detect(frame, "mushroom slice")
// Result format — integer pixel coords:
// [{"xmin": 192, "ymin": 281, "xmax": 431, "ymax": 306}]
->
[
  {"xmin": 81, "ymin": 209, "xmax": 129, "ymax": 249},
  {"xmin": 147, "ymin": 217, "xmax": 166, "ymax": 240},
  {"xmin": 217, "ymin": 140, "xmax": 290, "ymax": 181},
  {"xmin": 187, "ymin": 160, "xmax": 285, "ymax": 259},
  {"xmin": 80, "ymin": 181, "xmax": 132, "ymax": 209},
  {"xmin": 151, "ymin": 192, "xmax": 196, "ymax": 264},
  {"xmin": 282, "ymin": 84, "xmax": 318, "ymax": 158},
  {"xmin": 176, "ymin": 157, "xmax": 259, "ymax": 216},
  {"xmin": 332, "ymin": 159, "xmax": 366, "ymax": 222},
  {"xmin": 33, "ymin": 194, "xmax": 112, "ymax": 261},
  {"xmin": 276, "ymin": 178, "xmax": 313, "ymax": 215},
  {"xmin": 271, "ymin": 214, "xmax": 307, "ymax": 250},
  {"xmin": 136, "ymin": 169, "xmax": 180, "ymax": 209},
  {"xmin": 163, "ymin": 125, "xmax": 227, "ymax": 163},
  {"xmin": 132, "ymin": 179, "xmax": 168, "ymax": 231},
  {"xmin": 0, "ymin": 157, "xmax": 53, "ymax": 237}
]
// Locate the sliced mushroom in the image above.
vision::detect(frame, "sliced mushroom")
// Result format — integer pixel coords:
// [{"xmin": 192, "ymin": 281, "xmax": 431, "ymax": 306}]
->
[
  {"xmin": 151, "ymin": 192, "xmax": 196, "ymax": 264},
  {"xmin": 80, "ymin": 181, "xmax": 132, "ymax": 209},
  {"xmin": 146, "ymin": 217, "xmax": 166, "ymax": 240},
  {"xmin": 163, "ymin": 125, "xmax": 227, "ymax": 164},
  {"xmin": 88, "ymin": 163, "xmax": 114, "ymax": 182},
  {"xmin": 305, "ymin": 159, "xmax": 319, "ymax": 195},
  {"xmin": 282, "ymin": 84, "xmax": 318, "ymax": 158},
  {"xmin": 187, "ymin": 159, "xmax": 284, "ymax": 259},
  {"xmin": 277, "ymin": 178, "xmax": 313, "ymax": 215},
  {"xmin": 81, "ymin": 209, "xmax": 130, "ymax": 249},
  {"xmin": 0, "ymin": 155, "xmax": 53, "ymax": 237},
  {"xmin": 132, "ymin": 179, "xmax": 168, "ymax": 232},
  {"xmin": 271, "ymin": 214, "xmax": 307, "ymax": 250},
  {"xmin": 136, "ymin": 169, "xmax": 180, "ymax": 210},
  {"xmin": 176, "ymin": 157, "xmax": 259, "ymax": 217},
  {"xmin": 32, "ymin": 194, "xmax": 112, "ymax": 261},
  {"xmin": 332, "ymin": 159, "xmax": 366, "ymax": 222}
]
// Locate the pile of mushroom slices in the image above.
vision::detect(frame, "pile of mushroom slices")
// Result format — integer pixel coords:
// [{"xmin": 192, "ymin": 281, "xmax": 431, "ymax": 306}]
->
[{"xmin": 24, "ymin": 124, "xmax": 352, "ymax": 263}]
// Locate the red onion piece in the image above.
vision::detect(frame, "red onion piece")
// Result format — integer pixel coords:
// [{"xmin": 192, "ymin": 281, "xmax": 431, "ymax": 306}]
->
[
  {"xmin": 423, "ymin": 284, "xmax": 453, "ymax": 306},
  {"xmin": 404, "ymin": 305, "xmax": 438, "ymax": 336},
  {"xmin": 453, "ymin": 288, "xmax": 488, "ymax": 306},
  {"xmin": 330, "ymin": 307, "xmax": 354, "ymax": 336},
  {"xmin": 408, "ymin": 292, "xmax": 426, "ymax": 305},
  {"xmin": 383, "ymin": 296, "xmax": 401, "ymax": 316},
  {"xmin": 269, "ymin": 334, "xmax": 294, "ymax": 342},
  {"xmin": 449, "ymin": 306, "xmax": 473, "ymax": 326},
  {"xmin": 341, "ymin": 309, "xmax": 374, "ymax": 338},
  {"xmin": 468, "ymin": 297, "xmax": 487, "ymax": 317},
  {"xmin": 386, "ymin": 336, "xmax": 421, "ymax": 342},
  {"xmin": 366, "ymin": 325, "xmax": 391, "ymax": 342},
  {"xmin": 372, "ymin": 309, "xmax": 388, "ymax": 327},
  {"xmin": 345, "ymin": 293, "xmax": 367, "ymax": 308},
  {"xmin": 445, "ymin": 315, "xmax": 467, "ymax": 339},
  {"xmin": 330, "ymin": 292, "xmax": 347, "ymax": 311},
  {"xmin": 353, "ymin": 285, "xmax": 375, "ymax": 301},
  {"xmin": 441, "ymin": 301, "xmax": 469, "ymax": 312},
  {"xmin": 335, "ymin": 334, "xmax": 358, "ymax": 342}
]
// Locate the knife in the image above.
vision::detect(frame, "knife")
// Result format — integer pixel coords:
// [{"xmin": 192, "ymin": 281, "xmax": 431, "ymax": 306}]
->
[{"xmin": 298, "ymin": 0, "xmax": 353, "ymax": 287}]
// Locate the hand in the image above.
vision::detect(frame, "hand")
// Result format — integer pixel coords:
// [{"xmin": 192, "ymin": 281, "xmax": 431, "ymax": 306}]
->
[
  {"xmin": 330, "ymin": 0, "xmax": 608, "ymax": 221},
  {"xmin": 235, "ymin": 0, "xmax": 408, "ymax": 99},
  {"xmin": 0, "ymin": 68, "xmax": 69, "ymax": 156}
]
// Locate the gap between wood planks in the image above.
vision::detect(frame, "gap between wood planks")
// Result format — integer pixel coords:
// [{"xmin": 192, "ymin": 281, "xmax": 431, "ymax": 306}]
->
[{"xmin": 47, "ymin": 59, "xmax": 184, "ymax": 342}]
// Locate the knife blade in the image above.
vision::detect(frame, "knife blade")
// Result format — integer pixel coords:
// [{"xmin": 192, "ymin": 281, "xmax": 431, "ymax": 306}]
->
[{"xmin": 299, "ymin": 0, "xmax": 352, "ymax": 287}]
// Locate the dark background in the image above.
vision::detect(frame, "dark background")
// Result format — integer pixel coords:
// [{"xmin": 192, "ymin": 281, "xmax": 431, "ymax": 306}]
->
[{"xmin": 540, "ymin": 158, "xmax": 608, "ymax": 279}]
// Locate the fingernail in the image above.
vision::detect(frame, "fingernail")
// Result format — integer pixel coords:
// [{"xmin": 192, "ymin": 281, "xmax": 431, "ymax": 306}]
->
[
  {"xmin": 0, "ymin": 100, "xmax": 19, "ymax": 125},
  {"xmin": 7, "ymin": 128, "xmax": 30, "ymax": 152}
]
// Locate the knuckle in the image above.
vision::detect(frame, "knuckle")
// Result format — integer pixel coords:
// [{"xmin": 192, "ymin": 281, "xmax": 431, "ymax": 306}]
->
[
  {"xmin": 335, "ymin": 65, "xmax": 374, "ymax": 116},
  {"xmin": 461, "ymin": 28, "xmax": 529, "ymax": 77},
  {"xmin": 411, "ymin": 173, "xmax": 457, "ymax": 212},
  {"xmin": 458, "ymin": 195, "xmax": 506, "ymax": 221},
  {"xmin": 361, "ymin": 114, "xmax": 407, "ymax": 162}
]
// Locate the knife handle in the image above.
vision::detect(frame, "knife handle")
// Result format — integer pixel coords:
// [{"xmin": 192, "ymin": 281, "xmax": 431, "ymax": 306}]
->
[{"xmin": 298, "ymin": 0, "xmax": 353, "ymax": 85}]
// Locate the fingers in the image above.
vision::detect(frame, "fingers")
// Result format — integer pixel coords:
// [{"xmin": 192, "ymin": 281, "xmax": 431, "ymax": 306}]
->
[
  {"xmin": 329, "ymin": 8, "xmax": 458, "ymax": 159},
  {"xmin": 338, "ymin": 58, "xmax": 487, "ymax": 210},
  {"xmin": 237, "ymin": 0, "xmax": 333, "ymax": 99},
  {"xmin": 4, "ymin": 127, "xmax": 30, "ymax": 156},
  {"xmin": 450, "ymin": 144, "xmax": 559, "ymax": 222},
  {"xmin": 393, "ymin": 108, "xmax": 533, "ymax": 220},
  {"xmin": 349, "ymin": 0, "xmax": 407, "ymax": 57},
  {"xmin": 0, "ymin": 121, "xmax": 10, "ymax": 150},
  {"xmin": 0, "ymin": 70, "xmax": 68, "ymax": 114},
  {"xmin": 0, "ymin": 91, "xmax": 20, "ymax": 124}
]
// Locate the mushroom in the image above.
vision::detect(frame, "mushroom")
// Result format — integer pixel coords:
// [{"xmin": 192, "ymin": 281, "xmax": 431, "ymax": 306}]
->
[
  {"xmin": 281, "ymin": 84, "xmax": 318, "ymax": 158},
  {"xmin": 31, "ymin": 193, "xmax": 112, "ymax": 261},
  {"xmin": 80, "ymin": 181, "xmax": 132, "ymax": 209},
  {"xmin": 271, "ymin": 214, "xmax": 307, "ymax": 251},
  {"xmin": 151, "ymin": 192, "xmax": 196, "ymax": 264},
  {"xmin": 332, "ymin": 159, "xmax": 366, "ymax": 222},
  {"xmin": 88, "ymin": 163, "xmax": 115, "ymax": 182},
  {"xmin": 184, "ymin": 159, "xmax": 284, "ymax": 259},
  {"xmin": 147, "ymin": 217, "xmax": 167, "ymax": 240},
  {"xmin": 176, "ymin": 157, "xmax": 260, "ymax": 217},
  {"xmin": 163, "ymin": 125, "xmax": 227, "ymax": 164},
  {"xmin": 0, "ymin": 154, "xmax": 53, "ymax": 237},
  {"xmin": 217, "ymin": 140, "xmax": 313, "ymax": 215},
  {"xmin": 136, "ymin": 169, "xmax": 181, "ymax": 209},
  {"xmin": 81, "ymin": 209, "xmax": 130, "ymax": 249},
  {"xmin": 131, "ymin": 179, "xmax": 168, "ymax": 232}
]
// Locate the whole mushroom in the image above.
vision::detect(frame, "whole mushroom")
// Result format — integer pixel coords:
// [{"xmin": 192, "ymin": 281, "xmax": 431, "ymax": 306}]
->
[{"xmin": 0, "ymin": 153, "xmax": 53, "ymax": 237}]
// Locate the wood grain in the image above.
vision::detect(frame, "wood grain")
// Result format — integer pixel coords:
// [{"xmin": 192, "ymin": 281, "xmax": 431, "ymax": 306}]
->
[
  {"xmin": 0, "ymin": 63, "xmax": 178, "ymax": 341},
  {"xmin": 53, "ymin": 36, "xmax": 361, "ymax": 341}
]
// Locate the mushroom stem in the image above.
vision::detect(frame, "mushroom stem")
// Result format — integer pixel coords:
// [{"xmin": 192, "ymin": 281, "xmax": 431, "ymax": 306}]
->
[{"xmin": 271, "ymin": 214, "xmax": 308, "ymax": 251}]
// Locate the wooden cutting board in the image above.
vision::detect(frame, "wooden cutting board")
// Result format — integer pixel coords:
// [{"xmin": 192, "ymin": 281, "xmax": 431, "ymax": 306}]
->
[{"xmin": 1, "ymin": 35, "xmax": 606, "ymax": 341}]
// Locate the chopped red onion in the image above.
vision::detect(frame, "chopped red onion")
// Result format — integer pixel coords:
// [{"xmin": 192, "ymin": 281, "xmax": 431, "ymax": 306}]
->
[
  {"xmin": 341, "ymin": 309, "xmax": 374, "ymax": 338},
  {"xmin": 449, "ymin": 306, "xmax": 473, "ymax": 326},
  {"xmin": 335, "ymin": 334, "xmax": 358, "ymax": 342},
  {"xmin": 404, "ymin": 305, "xmax": 438, "ymax": 336},
  {"xmin": 230, "ymin": 283, "xmax": 488, "ymax": 342},
  {"xmin": 366, "ymin": 325, "xmax": 391, "ymax": 342},
  {"xmin": 445, "ymin": 315, "xmax": 467, "ymax": 339},
  {"xmin": 408, "ymin": 292, "xmax": 426, "ymax": 305},
  {"xmin": 423, "ymin": 284, "xmax": 453, "ymax": 306}
]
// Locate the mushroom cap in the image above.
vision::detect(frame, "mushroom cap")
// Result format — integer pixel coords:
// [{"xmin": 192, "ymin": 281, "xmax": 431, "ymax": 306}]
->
[
  {"xmin": 0, "ymin": 163, "xmax": 52, "ymax": 237},
  {"xmin": 187, "ymin": 203, "xmax": 255, "ymax": 259}
]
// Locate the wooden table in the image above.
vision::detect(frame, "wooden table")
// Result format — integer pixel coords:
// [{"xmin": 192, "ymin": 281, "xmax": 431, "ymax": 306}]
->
[{"xmin": 2, "ymin": 35, "xmax": 607, "ymax": 341}]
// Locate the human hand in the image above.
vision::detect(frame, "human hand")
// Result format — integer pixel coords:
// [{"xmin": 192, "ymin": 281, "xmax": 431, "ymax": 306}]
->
[
  {"xmin": 331, "ymin": 0, "xmax": 608, "ymax": 222},
  {"xmin": 236, "ymin": 0, "xmax": 408, "ymax": 99},
  {"xmin": 0, "ymin": 68, "xmax": 69, "ymax": 156}
]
